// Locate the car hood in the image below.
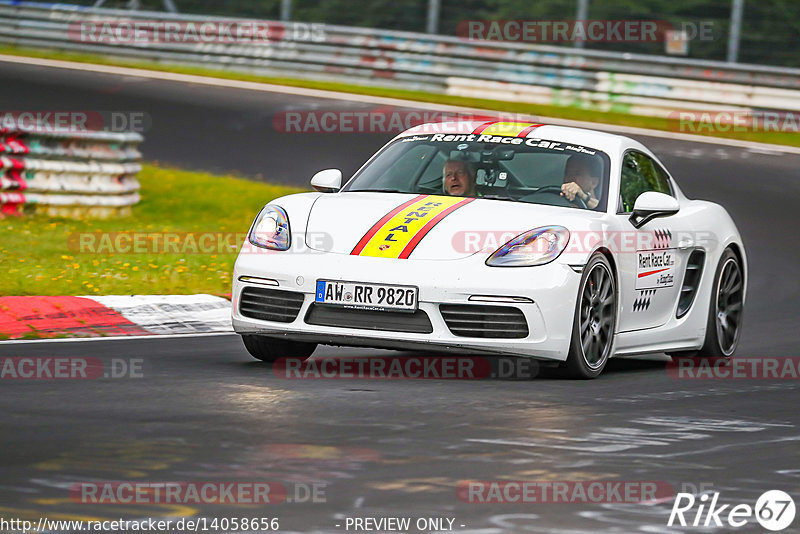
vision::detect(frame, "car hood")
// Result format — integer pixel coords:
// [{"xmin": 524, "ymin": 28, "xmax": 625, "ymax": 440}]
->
[{"xmin": 304, "ymin": 192, "xmax": 591, "ymax": 260}]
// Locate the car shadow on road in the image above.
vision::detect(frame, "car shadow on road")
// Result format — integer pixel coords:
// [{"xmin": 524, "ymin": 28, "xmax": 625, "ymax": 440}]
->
[
  {"xmin": 537, "ymin": 355, "xmax": 669, "ymax": 380},
  {"xmin": 234, "ymin": 352, "xmax": 670, "ymax": 381}
]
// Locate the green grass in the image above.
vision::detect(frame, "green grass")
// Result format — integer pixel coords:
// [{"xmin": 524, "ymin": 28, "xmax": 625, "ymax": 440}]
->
[
  {"xmin": 0, "ymin": 164, "xmax": 304, "ymax": 296},
  {"xmin": 2, "ymin": 45, "xmax": 798, "ymax": 149}
]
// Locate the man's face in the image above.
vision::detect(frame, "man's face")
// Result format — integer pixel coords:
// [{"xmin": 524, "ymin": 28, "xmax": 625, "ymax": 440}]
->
[
  {"xmin": 444, "ymin": 161, "xmax": 474, "ymax": 196},
  {"xmin": 564, "ymin": 159, "xmax": 599, "ymax": 193}
]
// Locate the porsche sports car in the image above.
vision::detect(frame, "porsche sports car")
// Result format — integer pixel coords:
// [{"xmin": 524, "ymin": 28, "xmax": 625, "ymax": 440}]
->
[{"xmin": 232, "ymin": 121, "xmax": 746, "ymax": 378}]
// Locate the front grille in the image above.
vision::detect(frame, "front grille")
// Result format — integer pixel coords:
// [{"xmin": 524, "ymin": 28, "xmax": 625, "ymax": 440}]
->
[
  {"xmin": 677, "ymin": 250, "xmax": 705, "ymax": 318},
  {"xmin": 305, "ymin": 304, "xmax": 433, "ymax": 334},
  {"xmin": 440, "ymin": 304, "xmax": 529, "ymax": 338},
  {"xmin": 239, "ymin": 287, "xmax": 304, "ymax": 323}
]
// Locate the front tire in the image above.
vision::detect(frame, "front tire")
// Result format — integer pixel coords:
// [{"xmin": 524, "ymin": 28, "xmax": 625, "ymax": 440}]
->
[
  {"xmin": 241, "ymin": 335, "xmax": 317, "ymax": 363},
  {"xmin": 564, "ymin": 253, "xmax": 617, "ymax": 379}
]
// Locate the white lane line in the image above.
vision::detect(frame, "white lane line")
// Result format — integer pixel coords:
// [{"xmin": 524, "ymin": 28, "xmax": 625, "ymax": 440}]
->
[
  {"xmin": 0, "ymin": 331, "xmax": 238, "ymax": 345},
  {"xmin": 3, "ymin": 53, "xmax": 800, "ymax": 155}
]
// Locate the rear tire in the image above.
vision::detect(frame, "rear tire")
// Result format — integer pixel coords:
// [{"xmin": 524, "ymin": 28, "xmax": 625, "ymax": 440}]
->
[
  {"xmin": 696, "ymin": 248, "xmax": 744, "ymax": 359},
  {"xmin": 241, "ymin": 335, "xmax": 317, "ymax": 363},
  {"xmin": 564, "ymin": 253, "xmax": 617, "ymax": 379},
  {"xmin": 669, "ymin": 249, "xmax": 744, "ymax": 361}
]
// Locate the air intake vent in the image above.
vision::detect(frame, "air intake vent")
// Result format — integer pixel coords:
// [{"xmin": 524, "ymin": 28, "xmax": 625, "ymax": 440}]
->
[
  {"xmin": 305, "ymin": 304, "xmax": 433, "ymax": 333},
  {"xmin": 677, "ymin": 250, "xmax": 705, "ymax": 318},
  {"xmin": 440, "ymin": 304, "xmax": 529, "ymax": 338},
  {"xmin": 239, "ymin": 287, "xmax": 305, "ymax": 323}
]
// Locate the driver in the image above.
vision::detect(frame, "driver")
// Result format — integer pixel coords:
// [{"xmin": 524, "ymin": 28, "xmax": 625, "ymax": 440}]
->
[
  {"xmin": 561, "ymin": 154, "xmax": 601, "ymax": 209},
  {"xmin": 443, "ymin": 159, "xmax": 477, "ymax": 197}
]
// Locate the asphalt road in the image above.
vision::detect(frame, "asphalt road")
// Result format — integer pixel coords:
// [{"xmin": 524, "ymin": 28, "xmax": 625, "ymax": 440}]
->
[{"xmin": 1, "ymin": 59, "xmax": 800, "ymax": 533}]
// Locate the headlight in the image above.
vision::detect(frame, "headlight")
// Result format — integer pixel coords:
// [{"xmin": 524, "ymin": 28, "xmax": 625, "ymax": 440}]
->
[
  {"xmin": 486, "ymin": 226, "xmax": 570, "ymax": 267},
  {"xmin": 249, "ymin": 205, "xmax": 291, "ymax": 250}
]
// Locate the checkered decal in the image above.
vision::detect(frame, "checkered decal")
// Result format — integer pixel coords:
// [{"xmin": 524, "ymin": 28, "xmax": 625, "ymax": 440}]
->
[
  {"xmin": 633, "ymin": 289, "xmax": 656, "ymax": 312},
  {"xmin": 653, "ymin": 229, "xmax": 672, "ymax": 249}
]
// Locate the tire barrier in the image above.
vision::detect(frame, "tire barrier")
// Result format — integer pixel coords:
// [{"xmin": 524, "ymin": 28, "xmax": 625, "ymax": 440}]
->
[{"xmin": 0, "ymin": 126, "xmax": 142, "ymax": 218}]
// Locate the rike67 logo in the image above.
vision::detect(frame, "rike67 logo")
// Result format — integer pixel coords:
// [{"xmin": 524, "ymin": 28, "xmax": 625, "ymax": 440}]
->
[{"xmin": 669, "ymin": 490, "xmax": 795, "ymax": 531}]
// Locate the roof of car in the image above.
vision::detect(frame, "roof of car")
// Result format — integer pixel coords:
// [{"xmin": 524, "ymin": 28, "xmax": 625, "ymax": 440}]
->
[{"xmin": 398, "ymin": 120, "xmax": 633, "ymax": 154}]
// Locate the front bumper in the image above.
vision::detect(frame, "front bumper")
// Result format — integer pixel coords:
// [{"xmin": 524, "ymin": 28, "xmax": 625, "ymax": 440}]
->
[{"xmin": 232, "ymin": 250, "xmax": 580, "ymax": 361}]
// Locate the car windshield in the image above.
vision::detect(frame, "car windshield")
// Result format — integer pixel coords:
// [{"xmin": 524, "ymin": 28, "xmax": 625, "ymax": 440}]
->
[{"xmin": 342, "ymin": 133, "xmax": 611, "ymax": 211}]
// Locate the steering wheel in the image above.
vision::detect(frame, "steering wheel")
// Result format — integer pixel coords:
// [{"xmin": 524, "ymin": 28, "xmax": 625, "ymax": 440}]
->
[{"xmin": 527, "ymin": 185, "xmax": 588, "ymax": 209}]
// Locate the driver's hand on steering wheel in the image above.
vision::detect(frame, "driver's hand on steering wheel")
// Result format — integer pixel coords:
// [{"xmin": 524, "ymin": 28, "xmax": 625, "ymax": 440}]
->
[{"xmin": 561, "ymin": 182, "xmax": 586, "ymax": 202}]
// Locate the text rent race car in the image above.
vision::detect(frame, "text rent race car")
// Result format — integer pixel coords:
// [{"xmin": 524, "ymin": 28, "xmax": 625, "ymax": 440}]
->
[{"xmin": 232, "ymin": 121, "xmax": 746, "ymax": 378}]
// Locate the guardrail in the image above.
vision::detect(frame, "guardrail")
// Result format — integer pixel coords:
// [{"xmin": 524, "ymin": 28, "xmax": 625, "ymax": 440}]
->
[
  {"xmin": 0, "ymin": 126, "xmax": 142, "ymax": 218},
  {"xmin": 2, "ymin": 1, "xmax": 800, "ymax": 120}
]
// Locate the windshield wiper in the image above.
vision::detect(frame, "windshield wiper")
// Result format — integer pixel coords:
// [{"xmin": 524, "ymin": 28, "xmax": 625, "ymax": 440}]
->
[
  {"xmin": 480, "ymin": 195, "xmax": 517, "ymax": 202},
  {"xmin": 349, "ymin": 188, "xmax": 407, "ymax": 193}
]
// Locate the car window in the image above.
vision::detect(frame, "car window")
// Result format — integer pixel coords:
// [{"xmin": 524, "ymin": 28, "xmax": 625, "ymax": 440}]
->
[
  {"xmin": 501, "ymin": 152, "xmax": 566, "ymax": 188},
  {"xmin": 343, "ymin": 135, "xmax": 611, "ymax": 211},
  {"xmin": 619, "ymin": 151, "xmax": 673, "ymax": 213},
  {"xmin": 417, "ymin": 150, "xmax": 449, "ymax": 192},
  {"xmin": 367, "ymin": 144, "xmax": 439, "ymax": 191}
]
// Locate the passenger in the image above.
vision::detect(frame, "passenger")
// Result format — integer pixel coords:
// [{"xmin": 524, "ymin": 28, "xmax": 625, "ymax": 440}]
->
[{"xmin": 561, "ymin": 154, "xmax": 602, "ymax": 209}]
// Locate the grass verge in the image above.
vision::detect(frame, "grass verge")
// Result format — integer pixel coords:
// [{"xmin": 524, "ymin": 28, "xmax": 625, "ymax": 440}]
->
[
  {"xmin": 2, "ymin": 45, "xmax": 798, "ymax": 149},
  {"xmin": 0, "ymin": 164, "xmax": 304, "ymax": 296}
]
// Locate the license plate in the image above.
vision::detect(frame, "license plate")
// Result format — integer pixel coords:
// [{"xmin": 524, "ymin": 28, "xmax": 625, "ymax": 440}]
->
[{"xmin": 315, "ymin": 280, "xmax": 418, "ymax": 312}]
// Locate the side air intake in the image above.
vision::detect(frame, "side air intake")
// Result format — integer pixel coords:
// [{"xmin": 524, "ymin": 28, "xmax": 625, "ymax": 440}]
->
[{"xmin": 677, "ymin": 250, "xmax": 705, "ymax": 318}]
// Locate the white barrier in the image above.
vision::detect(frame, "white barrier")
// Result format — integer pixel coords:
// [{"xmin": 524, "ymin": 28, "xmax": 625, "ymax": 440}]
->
[
  {"xmin": 444, "ymin": 77, "xmax": 754, "ymax": 118},
  {"xmin": 1, "ymin": 1, "xmax": 800, "ymax": 120}
]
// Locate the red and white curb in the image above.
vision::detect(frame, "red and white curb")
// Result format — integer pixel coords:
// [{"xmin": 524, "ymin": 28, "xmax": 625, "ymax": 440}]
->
[{"xmin": 0, "ymin": 294, "xmax": 232, "ymax": 340}]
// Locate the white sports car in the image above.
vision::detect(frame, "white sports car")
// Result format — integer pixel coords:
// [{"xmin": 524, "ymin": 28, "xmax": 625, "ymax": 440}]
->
[{"xmin": 232, "ymin": 121, "xmax": 746, "ymax": 378}]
